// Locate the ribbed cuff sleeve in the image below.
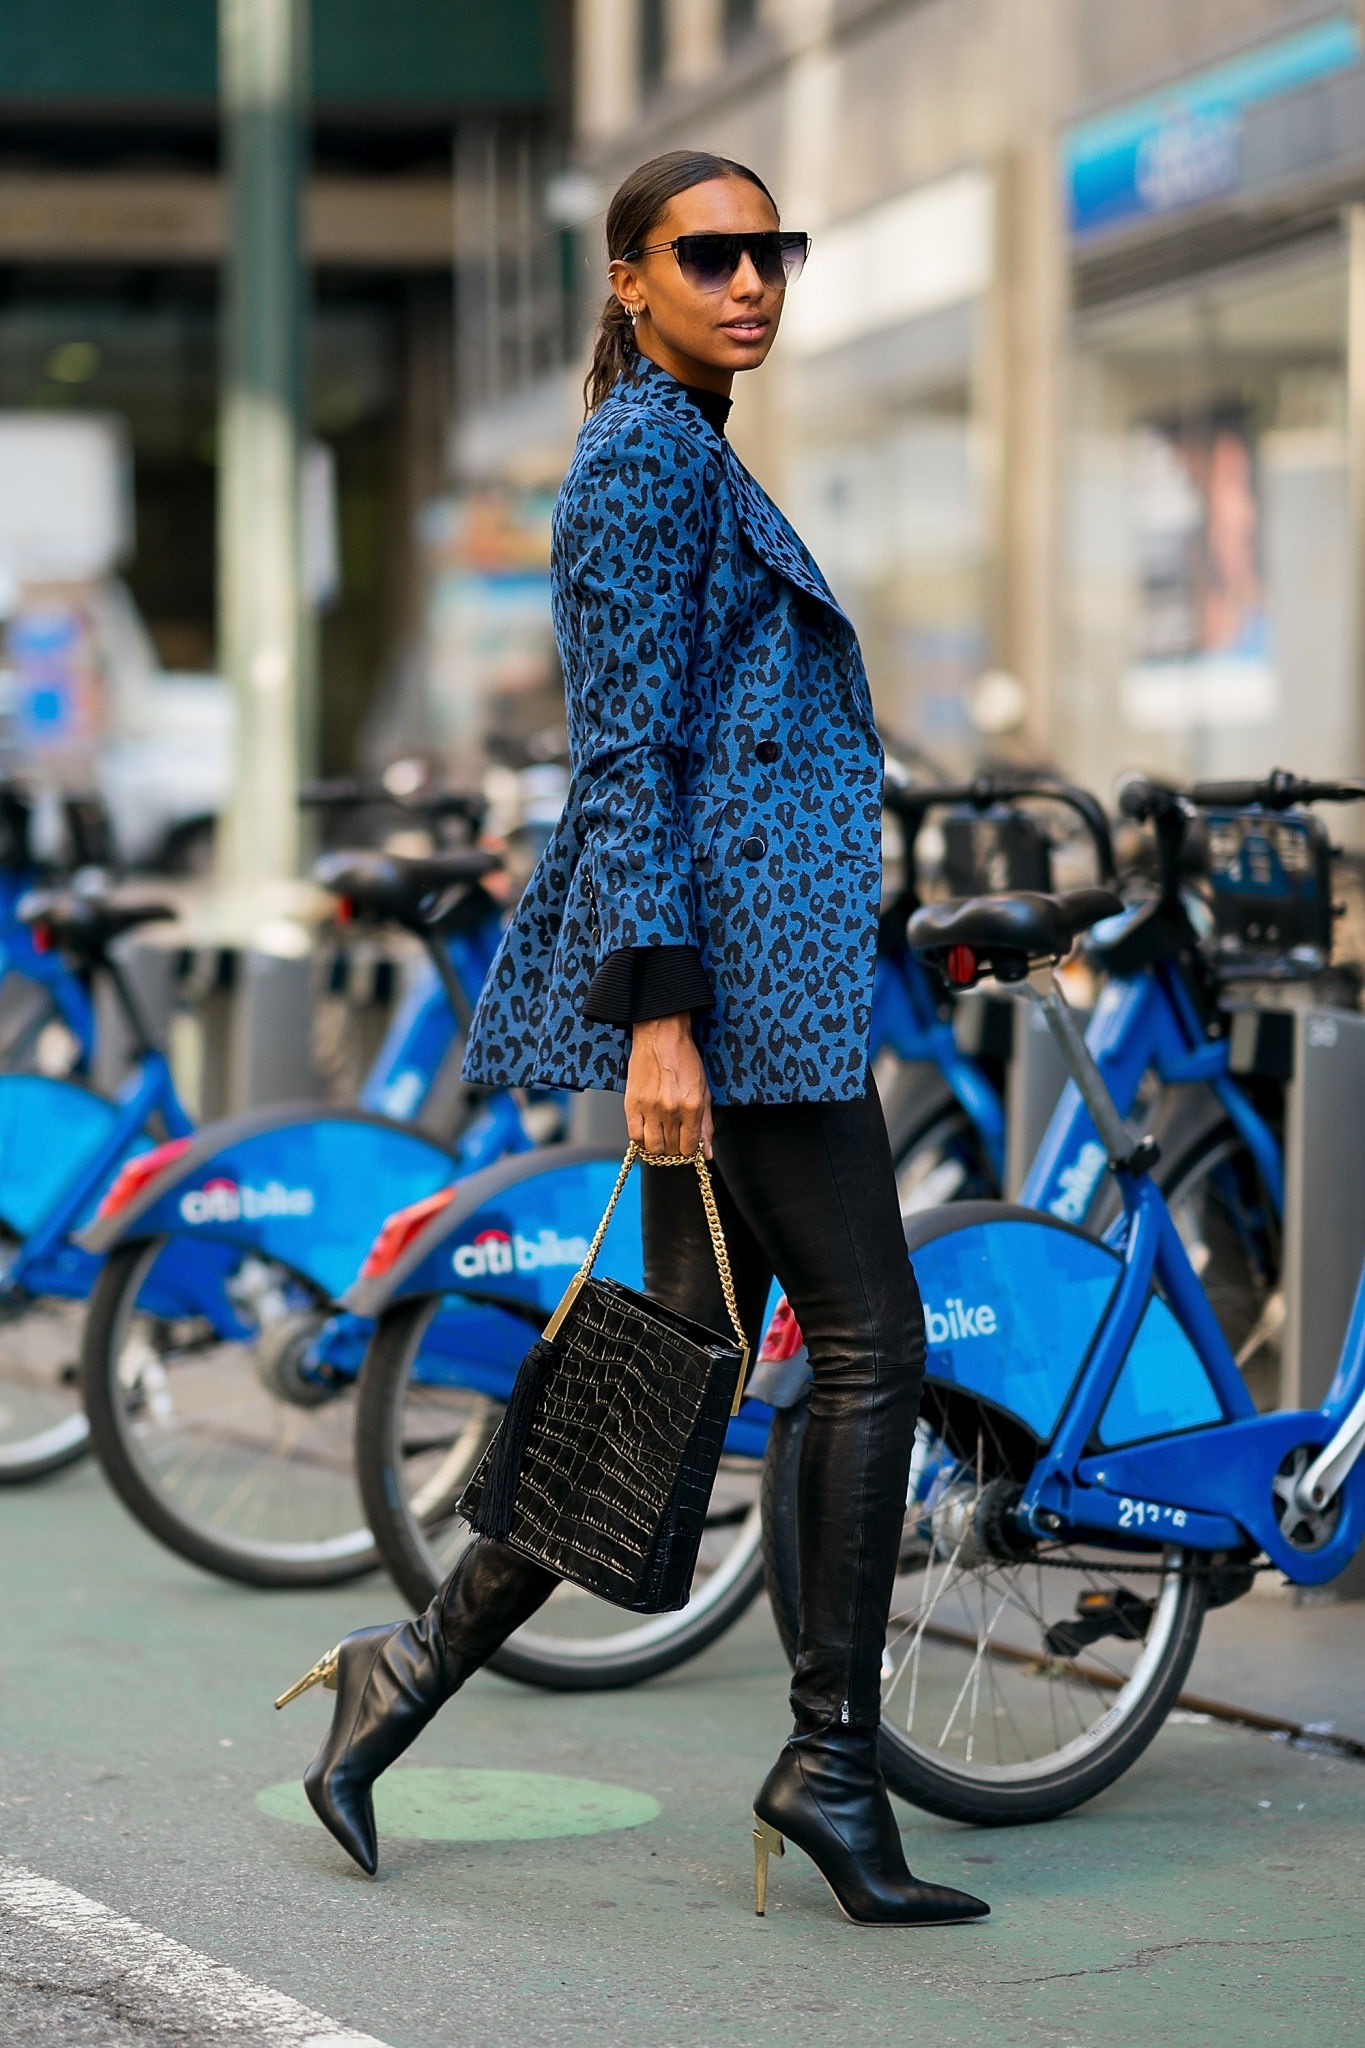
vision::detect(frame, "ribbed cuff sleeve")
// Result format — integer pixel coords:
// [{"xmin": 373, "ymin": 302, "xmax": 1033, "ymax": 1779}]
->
[{"xmin": 582, "ymin": 944, "xmax": 715, "ymax": 1026}]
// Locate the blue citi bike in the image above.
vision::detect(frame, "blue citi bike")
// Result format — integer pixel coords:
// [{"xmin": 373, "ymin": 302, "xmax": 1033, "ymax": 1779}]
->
[
  {"xmin": 0, "ymin": 782, "xmax": 525, "ymax": 1490},
  {"xmin": 762, "ymin": 770, "xmax": 1365, "ymax": 1824},
  {"xmin": 75, "ymin": 795, "xmax": 570, "ymax": 1587},
  {"xmin": 0, "ymin": 879, "xmax": 189, "ymax": 1482}
]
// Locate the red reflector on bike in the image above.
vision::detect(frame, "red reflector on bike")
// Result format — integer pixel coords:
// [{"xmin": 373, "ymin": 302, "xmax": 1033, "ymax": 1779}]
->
[
  {"xmin": 31, "ymin": 923, "xmax": 51, "ymax": 954},
  {"xmin": 758, "ymin": 1294, "xmax": 804, "ymax": 1362},
  {"xmin": 946, "ymin": 945, "xmax": 978, "ymax": 988},
  {"xmin": 360, "ymin": 1186, "xmax": 458, "ymax": 1279},
  {"xmin": 97, "ymin": 1137, "xmax": 193, "ymax": 1220},
  {"xmin": 334, "ymin": 896, "xmax": 355, "ymax": 925}
]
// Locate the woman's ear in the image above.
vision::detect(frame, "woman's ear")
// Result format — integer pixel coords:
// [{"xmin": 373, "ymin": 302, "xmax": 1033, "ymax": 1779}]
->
[{"xmin": 607, "ymin": 258, "xmax": 644, "ymax": 321}]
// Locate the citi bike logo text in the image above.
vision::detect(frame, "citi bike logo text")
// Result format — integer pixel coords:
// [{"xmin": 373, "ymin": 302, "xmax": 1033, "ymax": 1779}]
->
[
  {"xmin": 924, "ymin": 1297, "xmax": 998, "ymax": 1345},
  {"xmin": 179, "ymin": 1178, "xmax": 316, "ymax": 1225},
  {"xmin": 1048, "ymin": 1141, "xmax": 1106, "ymax": 1223},
  {"xmin": 452, "ymin": 1227, "xmax": 589, "ymax": 1281}
]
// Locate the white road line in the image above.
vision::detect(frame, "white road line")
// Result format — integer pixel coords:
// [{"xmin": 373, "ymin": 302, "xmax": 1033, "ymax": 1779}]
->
[{"xmin": 0, "ymin": 1860, "xmax": 392, "ymax": 2047}]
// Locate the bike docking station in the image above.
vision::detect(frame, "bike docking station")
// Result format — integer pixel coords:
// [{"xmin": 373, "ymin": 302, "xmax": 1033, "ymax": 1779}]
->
[
  {"xmin": 93, "ymin": 927, "xmax": 322, "ymax": 1119},
  {"xmin": 1001, "ymin": 992, "xmax": 1084, "ymax": 1200},
  {"xmin": 1229, "ymin": 991, "xmax": 1365, "ymax": 1598}
]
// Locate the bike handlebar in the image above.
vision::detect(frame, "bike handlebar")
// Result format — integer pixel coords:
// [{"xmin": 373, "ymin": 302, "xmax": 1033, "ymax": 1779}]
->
[
  {"xmin": 1119, "ymin": 768, "xmax": 1365, "ymax": 820},
  {"xmin": 299, "ymin": 779, "xmax": 487, "ymax": 830},
  {"xmin": 882, "ymin": 770, "xmax": 1116, "ymax": 881},
  {"xmin": 1186, "ymin": 770, "xmax": 1365, "ymax": 811}
]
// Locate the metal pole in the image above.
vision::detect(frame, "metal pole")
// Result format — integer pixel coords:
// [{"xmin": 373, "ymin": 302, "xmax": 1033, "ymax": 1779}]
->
[
  {"xmin": 483, "ymin": 123, "xmax": 500, "ymax": 409},
  {"xmin": 216, "ymin": 0, "xmax": 308, "ymax": 908},
  {"xmin": 1349, "ymin": 203, "xmax": 1365, "ymax": 803}
]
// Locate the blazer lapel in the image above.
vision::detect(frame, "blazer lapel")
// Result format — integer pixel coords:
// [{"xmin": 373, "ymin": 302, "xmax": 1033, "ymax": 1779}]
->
[
  {"xmin": 722, "ymin": 452, "xmax": 850, "ymax": 624},
  {"xmin": 617, "ymin": 361, "xmax": 852, "ymax": 627}
]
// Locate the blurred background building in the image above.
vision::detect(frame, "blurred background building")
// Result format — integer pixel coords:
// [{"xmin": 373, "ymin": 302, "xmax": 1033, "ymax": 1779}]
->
[
  {"xmin": 461, "ymin": 0, "xmax": 1365, "ymax": 817},
  {"xmin": 9, "ymin": 1, "xmax": 1365, "ymax": 845},
  {"xmin": 0, "ymin": 0, "xmax": 564, "ymax": 866}
]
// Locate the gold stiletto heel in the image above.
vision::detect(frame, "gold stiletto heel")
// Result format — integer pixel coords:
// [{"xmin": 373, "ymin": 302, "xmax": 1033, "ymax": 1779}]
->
[
  {"xmin": 753, "ymin": 1814, "xmax": 784, "ymax": 1915},
  {"xmin": 274, "ymin": 1645, "xmax": 340, "ymax": 1710}
]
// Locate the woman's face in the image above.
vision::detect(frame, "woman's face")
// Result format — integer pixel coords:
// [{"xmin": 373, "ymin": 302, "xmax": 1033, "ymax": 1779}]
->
[{"xmin": 609, "ymin": 176, "xmax": 785, "ymax": 394}]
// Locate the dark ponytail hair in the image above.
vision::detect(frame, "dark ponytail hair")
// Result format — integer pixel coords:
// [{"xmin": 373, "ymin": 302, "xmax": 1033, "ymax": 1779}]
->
[{"xmin": 583, "ymin": 149, "xmax": 778, "ymax": 415}]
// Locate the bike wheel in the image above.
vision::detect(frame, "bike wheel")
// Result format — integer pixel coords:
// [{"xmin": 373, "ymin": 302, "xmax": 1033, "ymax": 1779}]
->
[
  {"xmin": 356, "ymin": 1295, "xmax": 766, "ymax": 1690},
  {"xmin": 81, "ymin": 1238, "xmax": 377, "ymax": 1587},
  {"xmin": 763, "ymin": 1398, "xmax": 1207, "ymax": 1826},
  {"xmin": 0, "ymin": 1238, "xmax": 91, "ymax": 1481},
  {"xmin": 890, "ymin": 1104, "xmax": 997, "ymax": 1218},
  {"xmin": 1158, "ymin": 1121, "xmax": 1282, "ymax": 1411}
]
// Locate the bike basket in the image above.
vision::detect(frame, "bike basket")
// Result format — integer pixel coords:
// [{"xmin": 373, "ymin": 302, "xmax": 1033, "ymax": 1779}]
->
[{"xmin": 1202, "ymin": 806, "xmax": 1333, "ymax": 968}]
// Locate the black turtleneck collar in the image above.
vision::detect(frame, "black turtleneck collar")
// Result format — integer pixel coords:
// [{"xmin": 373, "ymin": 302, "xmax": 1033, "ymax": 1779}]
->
[
  {"xmin": 682, "ymin": 385, "xmax": 732, "ymax": 437},
  {"xmin": 623, "ymin": 355, "xmax": 732, "ymax": 436}
]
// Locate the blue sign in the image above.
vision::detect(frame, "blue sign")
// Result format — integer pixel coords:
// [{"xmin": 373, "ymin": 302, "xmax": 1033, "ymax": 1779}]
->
[{"xmin": 1064, "ymin": 15, "xmax": 1360, "ymax": 239}]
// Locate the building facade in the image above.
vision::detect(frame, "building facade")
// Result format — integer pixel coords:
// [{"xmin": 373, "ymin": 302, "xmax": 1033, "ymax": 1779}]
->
[
  {"xmin": 0, "ymin": 0, "xmax": 560, "ymax": 772},
  {"xmin": 457, "ymin": 0, "xmax": 1365, "ymax": 804}
]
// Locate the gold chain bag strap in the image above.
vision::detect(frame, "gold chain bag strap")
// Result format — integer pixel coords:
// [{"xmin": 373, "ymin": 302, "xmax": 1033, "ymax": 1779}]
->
[{"xmin": 458, "ymin": 1143, "xmax": 752, "ymax": 1615}]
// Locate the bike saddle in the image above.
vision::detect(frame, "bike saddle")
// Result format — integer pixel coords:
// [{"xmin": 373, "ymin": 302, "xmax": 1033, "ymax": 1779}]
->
[
  {"xmin": 908, "ymin": 887, "xmax": 1123, "ymax": 988},
  {"xmin": 314, "ymin": 847, "xmax": 503, "ymax": 931},
  {"xmin": 19, "ymin": 887, "xmax": 177, "ymax": 960}
]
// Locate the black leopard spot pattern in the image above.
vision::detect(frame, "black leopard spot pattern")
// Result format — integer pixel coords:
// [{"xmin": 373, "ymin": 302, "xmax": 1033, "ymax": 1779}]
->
[{"xmin": 462, "ymin": 358, "xmax": 883, "ymax": 1106}]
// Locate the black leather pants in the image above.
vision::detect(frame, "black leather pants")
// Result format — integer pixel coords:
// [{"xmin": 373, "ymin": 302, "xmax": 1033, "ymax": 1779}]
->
[
  {"xmin": 440, "ymin": 1079, "xmax": 924, "ymax": 1736},
  {"xmin": 642, "ymin": 1080, "xmax": 924, "ymax": 1730}
]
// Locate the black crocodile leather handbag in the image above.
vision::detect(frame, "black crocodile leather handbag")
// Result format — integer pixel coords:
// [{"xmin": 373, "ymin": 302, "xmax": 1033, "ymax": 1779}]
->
[{"xmin": 459, "ymin": 1144, "xmax": 750, "ymax": 1613}]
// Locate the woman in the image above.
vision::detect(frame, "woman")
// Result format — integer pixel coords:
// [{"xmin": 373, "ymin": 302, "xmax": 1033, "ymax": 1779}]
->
[{"xmin": 283, "ymin": 150, "xmax": 989, "ymax": 1930}]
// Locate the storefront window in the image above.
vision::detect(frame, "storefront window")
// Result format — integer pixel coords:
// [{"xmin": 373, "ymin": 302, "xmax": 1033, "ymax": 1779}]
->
[
  {"xmin": 788, "ymin": 374, "xmax": 988, "ymax": 770},
  {"xmin": 1062, "ymin": 246, "xmax": 1349, "ymax": 795}
]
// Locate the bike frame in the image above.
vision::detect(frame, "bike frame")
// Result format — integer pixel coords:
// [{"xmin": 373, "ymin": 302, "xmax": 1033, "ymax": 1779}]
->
[
  {"xmin": 872, "ymin": 895, "xmax": 1285, "ymax": 1226},
  {"xmin": 1020, "ymin": 954, "xmax": 1283, "ymax": 1222},
  {"xmin": 1006, "ymin": 979, "xmax": 1365, "ymax": 1584},
  {"xmin": 85, "ymin": 908, "xmax": 555, "ymax": 1348},
  {"xmin": 357, "ymin": 917, "xmax": 501, "ymax": 1124},
  {"xmin": 1, "ymin": 1051, "xmax": 192, "ymax": 1300},
  {"xmin": 0, "ymin": 869, "xmax": 95, "ymax": 1065}
]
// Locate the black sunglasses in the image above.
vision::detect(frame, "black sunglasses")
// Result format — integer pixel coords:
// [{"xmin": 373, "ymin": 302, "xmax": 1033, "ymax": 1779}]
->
[{"xmin": 622, "ymin": 230, "xmax": 811, "ymax": 293}]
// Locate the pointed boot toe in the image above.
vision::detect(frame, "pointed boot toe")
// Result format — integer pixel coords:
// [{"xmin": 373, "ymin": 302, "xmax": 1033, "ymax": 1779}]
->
[
  {"xmin": 304, "ymin": 1756, "xmax": 378, "ymax": 1876},
  {"xmin": 924, "ymin": 1882, "xmax": 990, "ymax": 1923}
]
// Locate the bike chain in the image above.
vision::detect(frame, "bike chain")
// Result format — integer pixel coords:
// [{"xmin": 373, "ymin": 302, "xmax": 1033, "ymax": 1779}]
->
[{"xmin": 1020, "ymin": 1547, "xmax": 1272, "ymax": 1579}]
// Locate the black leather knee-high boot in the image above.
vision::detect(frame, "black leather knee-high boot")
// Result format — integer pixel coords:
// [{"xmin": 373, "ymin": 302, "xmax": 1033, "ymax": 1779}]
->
[
  {"xmin": 276, "ymin": 1539, "xmax": 557, "ymax": 1874},
  {"xmin": 751, "ymin": 1227, "xmax": 988, "ymax": 1924}
]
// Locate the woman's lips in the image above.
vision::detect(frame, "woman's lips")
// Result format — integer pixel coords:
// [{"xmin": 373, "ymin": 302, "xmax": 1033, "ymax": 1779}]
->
[{"xmin": 719, "ymin": 319, "xmax": 770, "ymax": 343}]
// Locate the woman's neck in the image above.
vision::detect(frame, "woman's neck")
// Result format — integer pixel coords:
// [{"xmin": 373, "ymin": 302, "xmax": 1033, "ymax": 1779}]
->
[{"xmin": 634, "ymin": 334, "xmax": 734, "ymax": 398}]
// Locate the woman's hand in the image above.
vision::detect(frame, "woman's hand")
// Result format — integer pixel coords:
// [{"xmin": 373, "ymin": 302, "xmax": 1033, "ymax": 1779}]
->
[{"xmin": 625, "ymin": 1014, "xmax": 713, "ymax": 1159}]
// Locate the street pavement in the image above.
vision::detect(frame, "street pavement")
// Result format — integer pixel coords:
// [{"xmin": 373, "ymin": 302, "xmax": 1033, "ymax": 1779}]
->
[{"xmin": 2, "ymin": 1460, "xmax": 1363, "ymax": 2048}]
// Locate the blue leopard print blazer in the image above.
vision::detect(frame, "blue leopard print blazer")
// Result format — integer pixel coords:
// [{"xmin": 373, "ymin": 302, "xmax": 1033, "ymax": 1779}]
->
[{"xmin": 462, "ymin": 356, "xmax": 882, "ymax": 1106}]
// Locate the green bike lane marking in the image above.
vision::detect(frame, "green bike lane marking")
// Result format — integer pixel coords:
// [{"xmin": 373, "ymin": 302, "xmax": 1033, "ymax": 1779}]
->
[{"xmin": 257, "ymin": 1766, "xmax": 661, "ymax": 1841}]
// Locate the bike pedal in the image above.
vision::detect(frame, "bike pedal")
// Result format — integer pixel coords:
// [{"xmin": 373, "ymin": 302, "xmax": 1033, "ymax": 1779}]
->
[{"xmin": 1044, "ymin": 1585, "xmax": 1153, "ymax": 1658}]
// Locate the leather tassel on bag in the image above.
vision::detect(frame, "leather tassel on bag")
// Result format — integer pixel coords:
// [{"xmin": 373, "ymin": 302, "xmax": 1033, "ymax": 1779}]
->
[{"xmin": 467, "ymin": 1335, "xmax": 557, "ymax": 1542}]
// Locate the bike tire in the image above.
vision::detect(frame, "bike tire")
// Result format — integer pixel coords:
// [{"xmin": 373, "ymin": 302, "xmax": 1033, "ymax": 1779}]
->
[
  {"xmin": 0, "ymin": 1408, "xmax": 90, "ymax": 1483},
  {"xmin": 762, "ymin": 1400, "xmax": 1208, "ymax": 1826},
  {"xmin": 356, "ymin": 1293, "xmax": 767, "ymax": 1691},
  {"xmin": 888, "ymin": 1101, "xmax": 998, "ymax": 1215},
  {"xmin": 82, "ymin": 1238, "xmax": 379, "ymax": 1588},
  {"xmin": 0, "ymin": 1230, "xmax": 93, "ymax": 1483}
]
